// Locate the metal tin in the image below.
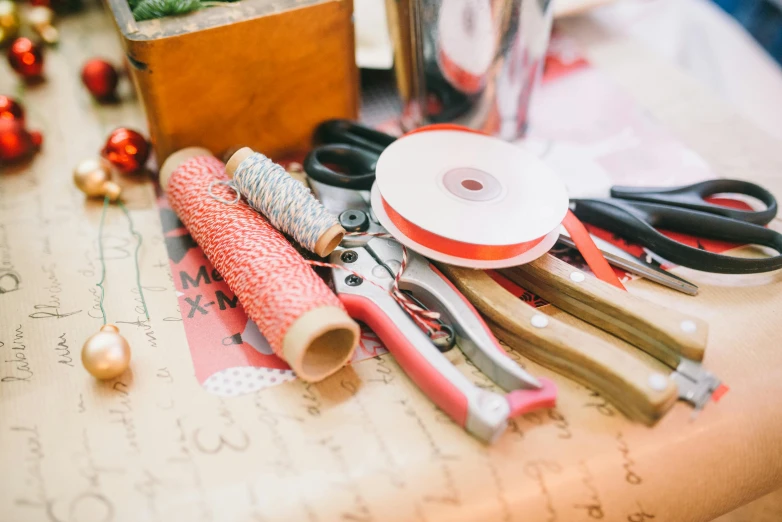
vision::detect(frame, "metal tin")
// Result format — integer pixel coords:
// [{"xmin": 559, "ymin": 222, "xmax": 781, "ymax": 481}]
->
[{"xmin": 387, "ymin": 0, "xmax": 554, "ymax": 139}]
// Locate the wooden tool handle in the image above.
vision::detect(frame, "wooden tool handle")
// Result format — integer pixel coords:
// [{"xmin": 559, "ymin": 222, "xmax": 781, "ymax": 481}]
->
[
  {"xmin": 500, "ymin": 255, "xmax": 708, "ymax": 368},
  {"xmin": 437, "ymin": 264, "xmax": 678, "ymax": 425}
]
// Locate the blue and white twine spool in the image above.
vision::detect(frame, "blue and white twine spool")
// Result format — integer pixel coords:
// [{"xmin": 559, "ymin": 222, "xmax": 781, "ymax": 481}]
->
[{"xmin": 231, "ymin": 151, "xmax": 343, "ymax": 256}]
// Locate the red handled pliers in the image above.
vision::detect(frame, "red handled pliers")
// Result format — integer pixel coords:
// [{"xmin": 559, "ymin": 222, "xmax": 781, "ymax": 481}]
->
[{"xmin": 329, "ymin": 234, "xmax": 556, "ymax": 443}]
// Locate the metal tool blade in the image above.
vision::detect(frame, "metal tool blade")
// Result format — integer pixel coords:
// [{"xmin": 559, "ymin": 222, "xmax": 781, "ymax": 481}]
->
[
  {"xmin": 671, "ymin": 358, "xmax": 723, "ymax": 411},
  {"xmin": 556, "ymin": 232, "xmax": 699, "ymax": 296},
  {"xmin": 366, "ymin": 238, "xmax": 543, "ymax": 391}
]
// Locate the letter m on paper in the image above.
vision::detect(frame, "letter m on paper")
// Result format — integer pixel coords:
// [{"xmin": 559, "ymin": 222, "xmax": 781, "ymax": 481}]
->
[{"xmin": 180, "ymin": 266, "xmax": 211, "ymax": 289}]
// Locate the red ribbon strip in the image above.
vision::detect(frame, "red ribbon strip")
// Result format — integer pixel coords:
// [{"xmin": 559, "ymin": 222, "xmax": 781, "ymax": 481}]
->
[
  {"xmin": 382, "ymin": 196, "xmax": 547, "ymax": 261},
  {"xmin": 561, "ymin": 210, "xmax": 626, "ymax": 290}
]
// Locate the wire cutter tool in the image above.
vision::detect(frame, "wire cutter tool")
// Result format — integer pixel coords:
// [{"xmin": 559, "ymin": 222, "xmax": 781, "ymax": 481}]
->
[{"xmin": 329, "ymin": 234, "xmax": 557, "ymax": 443}]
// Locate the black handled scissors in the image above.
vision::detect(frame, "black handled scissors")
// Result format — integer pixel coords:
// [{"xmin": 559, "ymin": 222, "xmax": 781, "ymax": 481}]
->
[
  {"xmin": 303, "ymin": 119, "xmax": 396, "ymax": 191},
  {"xmin": 571, "ymin": 179, "xmax": 782, "ymax": 274}
]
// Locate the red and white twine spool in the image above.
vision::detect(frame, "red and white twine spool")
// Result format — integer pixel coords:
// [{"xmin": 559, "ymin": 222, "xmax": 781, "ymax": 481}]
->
[{"xmin": 163, "ymin": 152, "xmax": 359, "ymax": 381}]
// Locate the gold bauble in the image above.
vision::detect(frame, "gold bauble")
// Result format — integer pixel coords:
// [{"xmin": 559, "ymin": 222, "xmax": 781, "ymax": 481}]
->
[
  {"xmin": 0, "ymin": 0, "xmax": 20, "ymax": 45},
  {"xmin": 73, "ymin": 158, "xmax": 111, "ymax": 197},
  {"xmin": 102, "ymin": 180, "xmax": 122, "ymax": 202},
  {"xmin": 81, "ymin": 324, "xmax": 131, "ymax": 380},
  {"xmin": 27, "ymin": 6, "xmax": 58, "ymax": 44},
  {"xmin": 38, "ymin": 25, "xmax": 58, "ymax": 45},
  {"xmin": 27, "ymin": 6, "xmax": 53, "ymax": 28}
]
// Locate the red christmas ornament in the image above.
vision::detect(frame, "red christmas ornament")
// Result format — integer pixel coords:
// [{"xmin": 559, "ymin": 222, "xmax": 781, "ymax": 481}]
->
[
  {"xmin": 0, "ymin": 96, "xmax": 24, "ymax": 124},
  {"xmin": 30, "ymin": 0, "xmax": 74, "ymax": 12},
  {"xmin": 101, "ymin": 128, "xmax": 149, "ymax": 174},
  {"xmin": 81, "ymin": 59, "xmax": 119, "ymax": 100},
  {"xmin": 0, "ymin": 120, "xmax": 42, "ymax": 164},
  {"xmin": 7, "ymin": 38, "xmax": 44, "ymax": 79}
]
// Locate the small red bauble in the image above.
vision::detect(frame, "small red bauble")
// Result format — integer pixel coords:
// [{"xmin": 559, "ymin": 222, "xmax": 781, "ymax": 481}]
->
[
  {"xmin": 7, "ymin": 38, "xmax": 45, "ymax": 79},
  {"xmin": 29, "ymin": 0, "xmax": 74, "ymax": 13},
  {"xmin": 81, "ymin": 59, "xmax": 119, "ymax": 100},
  {"xmin": 101, "ymin": 128, "xmax": 149, "ymax": 174},
  {"xmin": 0, "ymin": 95, "xmax": 24, "ymax": 124},
  {"xmin": 0, "ymin": 120, "xmax": 42, "ymax": 164}
]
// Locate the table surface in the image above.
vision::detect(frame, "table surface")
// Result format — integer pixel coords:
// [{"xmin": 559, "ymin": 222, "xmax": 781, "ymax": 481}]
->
[{"xmin": 1, "ymin": 4, "xmax": 782, "ymax": 522}]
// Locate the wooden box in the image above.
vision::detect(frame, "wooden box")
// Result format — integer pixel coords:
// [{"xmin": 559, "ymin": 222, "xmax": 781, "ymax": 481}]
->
[{"xmin": 104, "ymin": 0, "xmax": 359, "ymax": 162}]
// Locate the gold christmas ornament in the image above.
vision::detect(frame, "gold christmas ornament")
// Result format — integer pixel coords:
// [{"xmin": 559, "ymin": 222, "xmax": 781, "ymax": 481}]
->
[
  {"xmin": 73, "ymin": 158, "xmax": 122, "ymax": 201},
  {"xmin": 26, "ymin": 6, "xmax": 58, "ymax": 45},
  {"xmin": 0, "ymin": 0, "xmax": 20, "ymax": 46},
  {"xmin": 26, "ymin": 5, "xmax": 53, "ymax": 28},
  {"xmin": 38, "ymin": 25, "xmax": 58, "ymax": 44},
  {"xmin": 101, "ymin": 180, "xmax": 122, "ymax": 202},
  {"xmin": 81, "ymin": 324, "xmax": 131, "ymax": 380},
  {"xmin": 73, "ymin": 158, "xmax": 109, "ymax": 196},
  {"xmin": 78, "ymin": 174, "xmax": 146, "ymax": 381}
]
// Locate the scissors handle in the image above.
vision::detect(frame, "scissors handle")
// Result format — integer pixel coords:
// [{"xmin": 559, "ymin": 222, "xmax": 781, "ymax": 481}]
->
[
  {"xmin": 611, "ymin": 179, "xmax": 778, "ymax": 225},
  {"xmin": 571, "ymin": 198, "xmax": 782, "ymax": 274},
  {"xmin": 303, "ymin": 143, "xmax": 378, "ymax": 191},
  {"xmin": 312, "ymin": 119, "xmax": 396, "ymax": 155}
]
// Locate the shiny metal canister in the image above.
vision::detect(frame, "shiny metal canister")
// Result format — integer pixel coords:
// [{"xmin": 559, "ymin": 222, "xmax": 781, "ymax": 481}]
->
[{"xmin": 386, "ymin": 0, "xmax": 555, "ymax": 139}]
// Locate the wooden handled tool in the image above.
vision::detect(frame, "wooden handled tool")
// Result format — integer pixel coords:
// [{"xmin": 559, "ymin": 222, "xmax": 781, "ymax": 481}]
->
[
  {"xmin": 500, "ymin": 255, "xmax": 708, "ymax": 368},
  {"xmin": 437, "ymin": 264, "xmax": 679, "ymax": 424}
]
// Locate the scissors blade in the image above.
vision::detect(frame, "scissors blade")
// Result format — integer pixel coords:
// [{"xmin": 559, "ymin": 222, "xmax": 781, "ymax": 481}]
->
[{"xmin": 557, "ymin": 232, "xmax": 699, "ymax": 296}]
